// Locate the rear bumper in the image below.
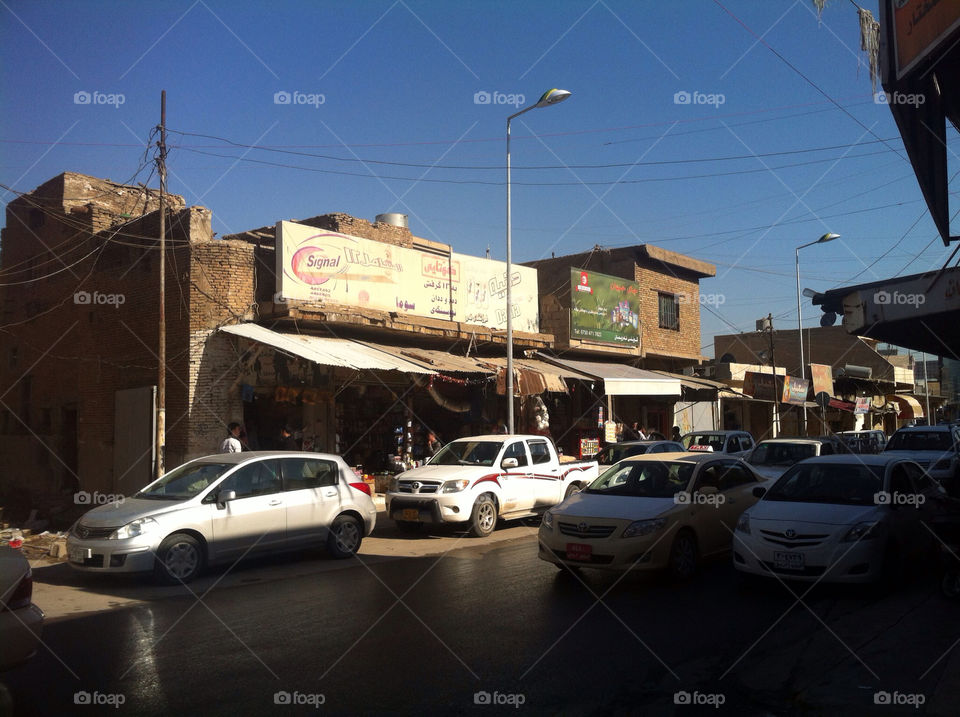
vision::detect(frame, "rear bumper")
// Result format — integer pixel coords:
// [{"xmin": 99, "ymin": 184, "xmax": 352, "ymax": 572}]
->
[{"xmin": 0, "ymin": 603, "xmax": 44, "ymax": 670}]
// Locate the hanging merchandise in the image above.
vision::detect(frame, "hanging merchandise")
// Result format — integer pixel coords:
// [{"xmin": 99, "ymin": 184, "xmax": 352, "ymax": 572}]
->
[{"xmin": 597, "ymin": 406, "xmax": 604, "ymax": 427}]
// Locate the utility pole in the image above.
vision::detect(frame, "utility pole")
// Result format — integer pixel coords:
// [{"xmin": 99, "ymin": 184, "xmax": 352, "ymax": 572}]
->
[{"xmin": 155, "ymin": 90, "xmax": 167, "ymax": 479}]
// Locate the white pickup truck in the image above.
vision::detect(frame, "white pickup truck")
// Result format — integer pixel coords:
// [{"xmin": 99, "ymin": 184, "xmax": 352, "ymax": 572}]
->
[{"xmin": 386, "ymin": 434, "xmax": 599, "ymax": 537}]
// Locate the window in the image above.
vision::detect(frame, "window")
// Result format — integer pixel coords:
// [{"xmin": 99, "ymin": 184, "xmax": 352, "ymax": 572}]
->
[
  {"xmin": 503, "ymin": 441, "xmax": 529, "ymax": 467},
  {"xmin": 658, "ymin": 292, "xmax": 679, "ymax": 331},
  {"xmin": 281, "ymin": 458, "xmax": 338, "ymax": 491},
  {"xmin": 527, "ymin": 440, "xmax": 552, "ymax": 465},
  {"xmin": 716, "ymin": 462, "xmax": 756, "ymax": 489},
  {"xmin": 726, "ymin": 437, "xmax": 741, "ymax": 453},
  {"xmin": 219, "ymin": 460, "xmax": 282, "ymax": 498}
]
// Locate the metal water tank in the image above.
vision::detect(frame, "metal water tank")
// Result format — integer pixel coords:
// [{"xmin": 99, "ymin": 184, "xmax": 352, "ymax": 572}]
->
[{"xmin": 375, "ymin": 213, "xmax": 408, "ymax": 228}]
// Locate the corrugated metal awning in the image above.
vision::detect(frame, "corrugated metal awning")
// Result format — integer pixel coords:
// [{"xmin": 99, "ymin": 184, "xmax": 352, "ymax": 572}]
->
[
  {"xmin": 219, "ymin": 324, "xmax": 435, "ymax": 374},
  {"xmin": 361, "ymin": 343, "xmax": 496, "ymax": 374},
  {"xmin": 534, "ymin": 354, "xmax": 681, "ymax": 397}
]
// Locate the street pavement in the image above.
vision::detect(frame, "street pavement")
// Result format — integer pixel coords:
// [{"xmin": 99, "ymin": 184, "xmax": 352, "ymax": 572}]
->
[{"xmin": 3, "ymin": 516, "xmax": 960, "ymax": 716}]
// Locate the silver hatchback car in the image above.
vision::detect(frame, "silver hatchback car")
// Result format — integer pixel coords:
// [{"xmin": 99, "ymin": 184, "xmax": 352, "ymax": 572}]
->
[{"xmin": 66, "ymin": 452, "xmax": 377, "ymax": 583}]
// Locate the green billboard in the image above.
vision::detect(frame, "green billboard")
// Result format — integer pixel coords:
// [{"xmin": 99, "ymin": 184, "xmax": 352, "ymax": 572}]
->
[{"xmin": 570, "ymin": 268, "xmax": 640, "ymax": 346}]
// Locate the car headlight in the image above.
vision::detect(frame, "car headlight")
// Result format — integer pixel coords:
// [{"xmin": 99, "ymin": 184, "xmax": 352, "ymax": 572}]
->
[
  {"xmin": 441, "ymin": 479, "xmax": 471, "ymax": 493},
  {"xmin": 735, "ymin": 513, "xmax": 750, "ymax": 535},
  {"xmin": 543, "ymin": 510, "xmax": 554, "ymax": 529},
  {"xmin": 110, "ymin": 517, "xmax": 159, "ymax": 540},
  {"xmin": 842, "ymin": 521, "xmax": 879, "ymax": 542},
  {"xmin": 622, "ymin": 518, "xmax": 667, "ymax": 539}
]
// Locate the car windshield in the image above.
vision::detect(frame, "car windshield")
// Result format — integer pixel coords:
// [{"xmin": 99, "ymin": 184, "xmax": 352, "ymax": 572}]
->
[
  {"xmin": 750, "ymin": 443, "xmax": 816, "ymax": 467},
  {"xmin": 584, "ymin": 461, "xmax": 694, "ymax": 498},
  {"xmin": 596, "ymin": 444, "xmax": 650, "ymax": 464},
  {"xmin": 135, "ymin": 461, "xmax": 232, "ymax": 500},
  {"xmin": 430, "ymin": 440, "xmax": 503, "ymax": 467},
  {"xmin": 682, "ymin": 434, "xmax": 724, "ymax": 452},
  {"xmin": 887, "ymin": 431, "xmax": 953, "ymax": 452},
  {"xmin": 764, "ymin": 462, "xmax": 884, "ymax": 506}
]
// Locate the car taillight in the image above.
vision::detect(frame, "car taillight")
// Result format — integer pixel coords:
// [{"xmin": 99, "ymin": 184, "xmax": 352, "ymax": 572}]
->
[
  {"xmin": 349, "ymin": 481, "xmax": 372, "ymax": 496},
  {"xmin": 1, "ymin": 570, "xmax": 33, "ymax": 612}
]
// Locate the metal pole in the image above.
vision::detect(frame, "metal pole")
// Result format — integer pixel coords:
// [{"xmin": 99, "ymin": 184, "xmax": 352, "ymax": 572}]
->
[
  {"xmin": 923, "ymin": 352, "xmax": 931, "ymax": 424},
  {"xmin": 155, "ymin": 90, "xmax": 167, "ymax": 478},
  {"xmin": 505, "ymin": 115, "xmax": 514, "ymax": 434},
  {"xmin": 796, "ymin": 246, "xmax": 805, "ymax": 435},
  {"xmin": 768, "ymin": 313, "xmax": 779, "ymax": 437}
]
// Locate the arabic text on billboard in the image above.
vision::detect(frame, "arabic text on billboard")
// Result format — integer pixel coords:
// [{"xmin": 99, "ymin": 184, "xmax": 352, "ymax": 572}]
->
[
  {"xmin": 275, "ymin": 222, "xmax": 539, "ymax": 333},
  {"xmin": 781, "ymin": 376, "xmax": 810, "ymax": 406},
  {"xmin": 570, "ymin": 268, "xmax": 640, "ymax": 346}
]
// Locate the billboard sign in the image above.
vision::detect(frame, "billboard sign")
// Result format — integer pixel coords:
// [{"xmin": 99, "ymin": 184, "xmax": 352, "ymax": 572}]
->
[
  {"xmin": 742, "ymin": 371, "xmax": 778, "ymax": 401},
  {"xmin": 892, "ymin": 0, "xmax": 960, "ymax": 79},
  {"xmin": 569, "ymin": 268, "xmax": 640, "ymax": 346},
  {"xmin": 781, "ymin": 376, "xmax": 810, "ymax": 406},
  {"xmin": 276, "ymin": 222, "xmax": 539, "ymax": 332}
]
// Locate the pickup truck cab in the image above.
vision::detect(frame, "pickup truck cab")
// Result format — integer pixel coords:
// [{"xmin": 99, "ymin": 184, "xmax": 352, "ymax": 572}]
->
[
  {"xmin": 681, "ymin": 430, "xmax": 755, "ymax": 457},
  {"xmin": 386, "ymin": 435, "xmax": 599, "ymax": 537}
]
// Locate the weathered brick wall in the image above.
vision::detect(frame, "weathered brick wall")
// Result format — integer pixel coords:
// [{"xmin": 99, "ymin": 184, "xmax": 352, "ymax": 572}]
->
[
  {"xmin": 634, "ymin": 264, "xmax": 703, "ymax": 361},
  {"xmin": 297, "ymin": 213, "xmax": 414, "ymax": 247}
]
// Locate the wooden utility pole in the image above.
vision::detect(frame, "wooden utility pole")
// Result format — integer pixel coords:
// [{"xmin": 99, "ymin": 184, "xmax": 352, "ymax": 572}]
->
[{"xmin": 155, "ymin": 90, "xmax": 167, "ymax": 479}]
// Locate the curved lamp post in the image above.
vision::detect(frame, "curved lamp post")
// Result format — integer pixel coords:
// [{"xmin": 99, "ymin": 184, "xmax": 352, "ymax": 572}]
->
[
  {"xmin": 506, "ymin": 89, "xmax": 571, "ymax": 433},
  {"xmin": 796, "ymin": 232, "xmax": 839, "ymax": 434}
]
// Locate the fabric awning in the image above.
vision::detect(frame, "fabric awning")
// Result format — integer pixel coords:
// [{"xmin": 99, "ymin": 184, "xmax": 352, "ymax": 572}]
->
[
  {"xmin": 479, "ymin": 357, "xmax": 591, "ymax": 393},
  {"xmin": 887, "ymin": 393, "xmax": 925, "ymax": 419},
  {"xmin": 220, "ymin": 324, "xmax": 435, "ymax": 374},
  {"xmin": 535, "ymin": 354, "xmax": 681, "ymax": 397}
]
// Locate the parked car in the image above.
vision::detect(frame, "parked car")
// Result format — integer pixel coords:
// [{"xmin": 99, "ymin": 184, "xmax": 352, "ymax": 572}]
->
[
  {"xmin": 0, "ymin": 545, "xmax": 44, "ymax": 670},
  {"xmin": 66, "ymin": 452, "xmax": 377, "ymax": 584},
  {"xmin": 733, "ymin": 455, "xmax": 942, "ymax": 584},
  {"xmin": 838, "ymin": 429, "xmax": 887, "ymax": 454},
  {"xmin": 591, "ymin": 440, "xmax": 686, "ymax": 468},
  {"xmin": 386, "ymin": 435, "xmax": 598, "ymax": 537},
  {"xmin": 884, "ymin": 424, "xmax": 960, "ymax": 495},
  {"xmin": 681, "ymin": 430, "xmax": 755, "ymax": 456},
  {"xmin": 745, "ymin": 438, "xmax": 824, "ymax": 482},
  {"xmin": 538, "ymin": 452, "xmax": 767, "ymax": 579}
]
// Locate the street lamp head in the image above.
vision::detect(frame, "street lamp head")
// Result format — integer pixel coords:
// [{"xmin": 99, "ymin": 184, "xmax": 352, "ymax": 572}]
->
[
  {"xmin": 535, "ymin": 88, "xmax": 572, "ymax": 108},
  {"xmin": 818, "ymin": 232, "xmax": 840, "ymax": 243}
]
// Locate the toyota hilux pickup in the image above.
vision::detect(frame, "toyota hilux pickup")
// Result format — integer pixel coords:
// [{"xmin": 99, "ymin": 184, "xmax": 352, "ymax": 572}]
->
[{"xmin": 386, "ymin": 434, "xmax": 598, "ymax": 537}]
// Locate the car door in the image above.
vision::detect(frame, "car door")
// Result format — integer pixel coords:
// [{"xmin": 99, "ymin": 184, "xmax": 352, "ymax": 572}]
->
[
  {"xmin": 707, "ymin": 460, "xmax": 757, "ymax": 553},
  {"xmin": 689, "ymin": 460, "xmax": 735, "ymax": 555},
  {"xmin": 207, "ymin": 459, "xmax": 286, "ymax": 561},
  {"xmin": 886, "ymin": 461, "xmax": 926, "ymax": 554},
  {"xmin": 526, "ymin": 438, "xmax": 561, "ymax": 508},
  {"xmin": 499, "ymin": 440, "xmax": 535, "ymax": 513},
  {"xmin": 281, "ymin": 457, "xmax": 344, "ymax": 545}
]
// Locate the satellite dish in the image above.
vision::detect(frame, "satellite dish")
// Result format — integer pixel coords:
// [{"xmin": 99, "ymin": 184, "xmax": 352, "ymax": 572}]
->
[{"xmin": 820, "ymin": 311, "xmax": 837, "ymax": 327}]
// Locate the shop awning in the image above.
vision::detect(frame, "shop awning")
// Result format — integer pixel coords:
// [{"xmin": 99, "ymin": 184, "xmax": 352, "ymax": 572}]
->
[
  {"xmin": 219, "ymin": 324, "xmax": 435, "ymax": 374},
  {"xmin": 886, "ymin": 393, "xmax": 925, "ymax": 419},
  {"xmin": 534, "ymin": 354, "xmax": 681, "ymax": 397},
  {"xmin": 479, "ymin": 357, "xmax": 591, "ymax": 393}
]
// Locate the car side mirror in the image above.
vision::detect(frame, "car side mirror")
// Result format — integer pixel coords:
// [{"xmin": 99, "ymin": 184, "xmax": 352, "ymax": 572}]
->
[
  {"xmin": 698, "ymin": 485, "xmax": 719, "ymax": 495},
  {"xmin": 501, "ymin": 457, "xmax": 519, "ymax": 469},
  {"xmin": 752, "ymin": 486, "xmax": 766, "ymax": 499},
  {"xmin": 217, "ymin": 489, "xmax": 237, "ymax": 507}
]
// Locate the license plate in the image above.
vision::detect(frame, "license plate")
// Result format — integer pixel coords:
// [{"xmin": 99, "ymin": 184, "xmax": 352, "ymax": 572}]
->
[
  {"xmin": 401, "ymin": 508, "xmax": 420, "ymax": 522},
  {"xmin": 566, "ymin": 543, "xmax": 592, "ymax": 561},
  {"xmin": 774, "ymin": 551, "xmax": 804, "ymax": 570},
  {"xmin": 68, "ymin": 547, "xmax": 91, "ymax": 563}
]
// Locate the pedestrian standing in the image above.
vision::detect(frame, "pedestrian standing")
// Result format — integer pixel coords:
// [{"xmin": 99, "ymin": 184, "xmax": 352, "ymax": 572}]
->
[
  {"xmin": 220, "ymin": 422, "xmax": 243, "ymax": 453},
  {"xmin": 426, "ymin": 431, "xmax": 442, "ymax": 457},
  {"xmin": 279, "ymin": 425, "xmax": 299, "ymax": 451}
]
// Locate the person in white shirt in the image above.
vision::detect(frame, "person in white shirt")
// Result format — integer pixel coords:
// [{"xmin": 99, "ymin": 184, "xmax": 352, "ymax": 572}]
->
[{"xmin": 220, "ymin": 422, "xmax": 243, "ymax": 453}]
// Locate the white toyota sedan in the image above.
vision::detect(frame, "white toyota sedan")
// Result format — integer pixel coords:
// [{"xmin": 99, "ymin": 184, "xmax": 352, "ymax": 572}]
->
[
  {"xmin": 733, "ymin": 455, "xmax": 940, "ymax": 584},
  {"xmin": 66, "ymin": 452, "xmax": 377, "ymax": 584}
]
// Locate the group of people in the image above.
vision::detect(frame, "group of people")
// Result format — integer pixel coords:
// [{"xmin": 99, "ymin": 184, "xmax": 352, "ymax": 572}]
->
[
  {"xmin": 620, "ymin": 422, "xmax": 683, "ymax": 443},
  {"xmin": 219, "ymin": 422, "xmax": 300, "ymax": 454}
]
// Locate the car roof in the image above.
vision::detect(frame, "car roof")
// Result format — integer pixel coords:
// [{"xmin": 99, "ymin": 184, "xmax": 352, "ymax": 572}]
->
[
  {"xmin": 793, "ymin": 454, "xmax": 903, "ymax": 466},
  {"xmin": 191, "ymin": 451, "xmax": 344, "ymax": 465},
  {"xmin": 618, "ymin": 451, "xmax": 727, "ymax": 465},
  {"xmin": 682, "ymin": 430, "xmax": 749, "ymax": 436},
  {"xmin": 611, "ymin": 440, "xmax": 679, "ymax": 446},
  {"xmin": 755, "ymin": 438, "xmax": 821, "ymax": 445},
  {"xmin": 450, "ymin": 434, "xmax": 544, "ymax": 442},
  {"xmin": 895, "ymin": 425, "xmax": 951, "ymax": 433}
]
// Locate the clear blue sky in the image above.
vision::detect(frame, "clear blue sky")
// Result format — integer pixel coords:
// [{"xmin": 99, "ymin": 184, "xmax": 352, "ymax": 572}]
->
[{"xmin": 1, "ymin": 0, "xmax": 956, "ymax": 357}]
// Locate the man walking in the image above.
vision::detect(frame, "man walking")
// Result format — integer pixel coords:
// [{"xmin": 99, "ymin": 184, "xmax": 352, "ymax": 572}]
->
[{"xmin": 220, "ymin": 422, "xmax": 243, "ymax": 453}]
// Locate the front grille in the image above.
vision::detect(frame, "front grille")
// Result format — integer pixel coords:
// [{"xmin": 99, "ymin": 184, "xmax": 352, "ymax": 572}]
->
[
  {"xmin": 74, "ymin": 524, "xmax": 117, "ymax": 540},
  {"xmin": 558, "ymin": 522, "xmax": 616, "ymax": 538},
  {"xmin": 398, "ymin": 481, "xmax": 440, "ymax": 494},
  {"xmin": 759, "ymin": 529, "xmax": 828, "ymax": 549}
]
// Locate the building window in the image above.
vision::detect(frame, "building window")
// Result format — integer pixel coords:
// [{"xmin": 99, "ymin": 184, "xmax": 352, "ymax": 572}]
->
[{"xmin": 658, "ymin": 292, "xmax": 680, "ymax": 331}]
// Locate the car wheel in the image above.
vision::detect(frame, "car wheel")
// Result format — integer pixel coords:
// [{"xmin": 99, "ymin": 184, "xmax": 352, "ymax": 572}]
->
[
  {"xmin": 564, "ymin": 483, "xmax": 581, "ymax": 500},
  {"xmin": 668, "ymin": 530, "xmax": 698, "ymax": 581},
  {"xmin": 395, "ymin": 520, "xmax": 422, "ymax": 533},
  {"xmin": 327, "ymin": 515, "xmax": 363, "ymax": 558},
  {"xmin": 154, "ymin": 533, "xmax": 204, "ymax": 584},
  {"xmin": 469, "ymin": 495, "xmax": 497, "ymax": 537}
]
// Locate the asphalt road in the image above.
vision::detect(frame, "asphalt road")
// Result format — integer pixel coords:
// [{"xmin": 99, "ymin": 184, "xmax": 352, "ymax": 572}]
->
[{"xmin": 3, "ymin": 533, "xmax": 960, "ymax": 716}]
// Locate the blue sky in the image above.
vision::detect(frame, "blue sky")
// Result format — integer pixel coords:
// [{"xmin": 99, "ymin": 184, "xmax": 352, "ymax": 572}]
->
[{"xmin": 1, "ymin": 0, "xmax": 956, "ymax": 358}]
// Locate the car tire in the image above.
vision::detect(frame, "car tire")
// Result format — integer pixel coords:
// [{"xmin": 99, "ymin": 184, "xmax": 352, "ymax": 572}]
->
[
  {"xmin": 469, "ymin": 494, "xmax": 497, "ymax": 537},
  {"xmin": 564, "ymin": 483, "xmax": 581, "ymax": 500},
  {"xmin": 395, "ymin": 520, "xmax": 422, "ymax": 533},
  {"xmin": 154, "ymin": 533, "xmax": 204, "ymax": 585},
  {"xmin": 327, "ymin": 515, "xmax": 363, "ymax": 558},
  {"xmin": 668, "ymin": 530, "xmax": 698, "ymax": 581}
]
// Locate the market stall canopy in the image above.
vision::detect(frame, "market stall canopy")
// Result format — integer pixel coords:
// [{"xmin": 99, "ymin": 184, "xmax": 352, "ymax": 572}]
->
[
  {"xmin": 219, "ymin": 324, "xmax": 435, "ymax": 374},
  {"xmin": 360, "ymin": 343, "xmax": 496, "ymax": 375},
  {"xmin": 534, "ymin": 354, "xmax": 681, "ymax": 396},
  {"xmin": 886, "ymin": 393, "xmax": 925, "ymax": 419},
  {"xmin": 480, "ymin": 357, "xmax": 591, "ymax": 393},
  {"xmin": 647, "ymin": 369, "xmax": 747, "ymax": 400}
]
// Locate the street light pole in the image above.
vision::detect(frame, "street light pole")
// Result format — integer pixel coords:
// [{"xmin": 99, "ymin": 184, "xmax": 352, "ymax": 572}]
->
[
  {"xmin": 795, "ymin": 232, "xmax": 839, "ymax": 436},
  {"xmin": 506, "ymin": 88, "xmax": 571, "ymax": 434}
]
